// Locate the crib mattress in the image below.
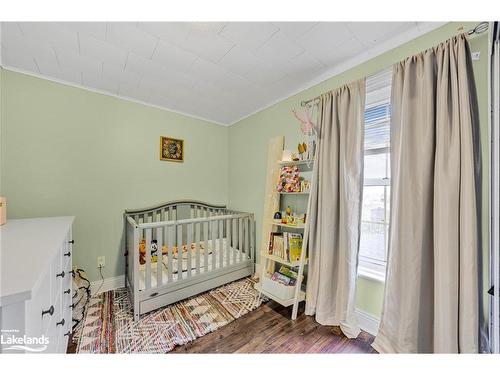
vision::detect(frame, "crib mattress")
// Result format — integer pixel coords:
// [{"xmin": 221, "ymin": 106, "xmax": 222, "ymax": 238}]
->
[{"xmin": 137, "ymin": 238, "xmax": 246, "ymax": 291}]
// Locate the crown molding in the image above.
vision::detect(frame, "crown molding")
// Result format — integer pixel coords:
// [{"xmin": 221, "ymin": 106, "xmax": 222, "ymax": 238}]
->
[{"xmin": 0, "ymin": 65, "xmax": 229, "ymax": 127}]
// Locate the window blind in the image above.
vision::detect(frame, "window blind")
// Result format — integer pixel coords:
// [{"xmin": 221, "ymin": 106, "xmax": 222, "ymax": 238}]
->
[{"xmin": 365, "ymin": 69, "xmax": 392, "ymax": 151}]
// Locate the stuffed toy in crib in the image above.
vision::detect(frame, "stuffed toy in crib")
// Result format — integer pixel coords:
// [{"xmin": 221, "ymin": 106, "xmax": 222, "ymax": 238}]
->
[{"xmin": 139, "ymin": 239, "xmax": 213, "ymax": 265}]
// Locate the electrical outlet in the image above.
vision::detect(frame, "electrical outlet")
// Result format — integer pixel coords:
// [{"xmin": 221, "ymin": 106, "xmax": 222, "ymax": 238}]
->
[{"xmin": 97, "ymin": 256, "xmax": 105, "ymax": 268}]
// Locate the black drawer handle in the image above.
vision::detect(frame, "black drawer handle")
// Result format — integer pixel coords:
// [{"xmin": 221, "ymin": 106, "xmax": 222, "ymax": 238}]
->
[
  {"xmin": 56, "ymin": 319, "xmax": 65, "ymax": 327},
  {"xmin": 64, "ymin": 251, "xmax": 71, "ymax": 257},
  {"xmin": 69, "ymin": 303, "xmax": 75, "ymax": 309},
  {"xmin": 64, "ymin": 288, "xmax": 71, "ymax": 294},
  {"xmin": 68, "ymin": 240, "xmax": 74, "ymax": 244},
  {"xmin": 64, "ymin": 331, "xmax": 71, "ymax": 337},
  {"xmin": 42, "ymin": 305, "xmax": 54, "ymax": 317},
  {"xmin": 56, "ymin": 271, "xmax": 65, "ymax": 278}
]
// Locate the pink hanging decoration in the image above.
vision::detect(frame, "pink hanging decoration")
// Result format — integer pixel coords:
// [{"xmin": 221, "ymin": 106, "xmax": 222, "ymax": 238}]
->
[{"xmin": 292, "ymin": 108, "xmax": 317, "ymax": 137}]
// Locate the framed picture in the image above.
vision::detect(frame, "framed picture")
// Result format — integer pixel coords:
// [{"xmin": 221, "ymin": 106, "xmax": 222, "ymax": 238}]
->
[{"xmin": 160, "ymin": 136, "xmax": 184, "ymax": 162}]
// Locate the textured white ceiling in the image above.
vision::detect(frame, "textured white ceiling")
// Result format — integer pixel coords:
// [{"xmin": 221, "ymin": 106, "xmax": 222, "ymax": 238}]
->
[{"xmin": 0, "ymin": 22, "xmax": 441, "ymax": 125}]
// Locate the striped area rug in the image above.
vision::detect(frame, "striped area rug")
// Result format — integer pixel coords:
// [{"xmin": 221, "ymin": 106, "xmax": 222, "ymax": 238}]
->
[{"xmin": 76, "ymin": 278, "xmax": 266, "ymax": 353}]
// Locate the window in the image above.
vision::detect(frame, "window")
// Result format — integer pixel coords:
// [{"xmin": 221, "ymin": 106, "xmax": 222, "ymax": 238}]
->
[{"xmin": 359, "ymin": 69, "xmax": 392, "ymax": 280}]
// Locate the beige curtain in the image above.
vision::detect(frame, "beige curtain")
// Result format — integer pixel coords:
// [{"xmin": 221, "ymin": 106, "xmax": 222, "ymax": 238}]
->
[
  {"xmin": 305, "ymin": 79, "xmax": 366, "ymax": 338},
  {"xmin": 372, "ymin": 34, "xmax": 482, "ymax": 353}
]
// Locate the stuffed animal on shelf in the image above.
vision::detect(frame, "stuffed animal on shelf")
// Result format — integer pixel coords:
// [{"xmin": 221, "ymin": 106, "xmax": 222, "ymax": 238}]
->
[{"xmin": 276, "ymin": 165, "xmax": 301, "ymax": 192}]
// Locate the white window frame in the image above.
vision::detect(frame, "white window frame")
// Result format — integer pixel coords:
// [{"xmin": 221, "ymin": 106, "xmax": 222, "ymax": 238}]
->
[
  {"xmin": 358, "ymin": 69, "xmax": 392, "ymax": 282},
  {"xmin": 359, "ymin": 147, "xmax": 390, "ymax": 282}
]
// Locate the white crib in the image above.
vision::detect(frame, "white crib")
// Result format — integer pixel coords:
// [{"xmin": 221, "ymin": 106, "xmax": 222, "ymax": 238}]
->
[{"xmin": 125, "ymin": 200, "xmax": 255, "ymax": 321}]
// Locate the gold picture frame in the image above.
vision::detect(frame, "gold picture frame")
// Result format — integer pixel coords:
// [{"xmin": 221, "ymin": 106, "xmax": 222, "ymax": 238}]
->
[{"xmin": 160, "ymin": 136, "xmax": 184, "ymax": 162}]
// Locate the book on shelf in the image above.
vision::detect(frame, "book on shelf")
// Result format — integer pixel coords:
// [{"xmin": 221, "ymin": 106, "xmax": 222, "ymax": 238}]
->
[
  {"xmin": 268, "ymin": 231, "xmax": 303, "ymax": 262},
  {"xmin": 288, "ymin": 233, "xmax": 303, "ymax": 261},
  {"xmin": 268, "ymin": 232, "xmax": 280, "ymax": 254},
  {"xmin": 278, "ymin": 265, "xmax": 298, "ymax": 280},
  {"xmin": 271, "ymin": 272, "xmax": 295, "ymax": 286},
  {"xmin": 270, "ymin": 265, "xmax": 298, "ymax": 286}
]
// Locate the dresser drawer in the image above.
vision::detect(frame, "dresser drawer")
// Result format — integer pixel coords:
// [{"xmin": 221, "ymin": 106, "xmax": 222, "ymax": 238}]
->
[
  {"xmin": 51, "ymin": 249, "xmax": 70, "ymax": 297},
  {"xmin": 62, "ymin": 229, "xmax": 73, "ymax": 268},
  {"xmin": 25, "ymin": 268, "xmax": 52, "ymax": 338},
  {"xmin": 44, "ymin": 291, "xmax": 65, "ymax": 353}
]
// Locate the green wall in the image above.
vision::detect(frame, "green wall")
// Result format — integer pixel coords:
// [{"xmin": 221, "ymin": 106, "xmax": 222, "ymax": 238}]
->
[
  {"xmin": 228, "ymin": 22, "xmax": 490, "ymax": 318},
  {"xmin": 0, "ymin": 70, "xmax": 229, "ymax": 282}
]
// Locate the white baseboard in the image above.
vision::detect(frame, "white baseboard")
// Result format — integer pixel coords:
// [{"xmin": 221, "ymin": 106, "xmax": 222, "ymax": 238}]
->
[
  {"xmin": 356, "ymin": 308, "xmax": 380, "ymax": 336},
  {"xmin": 90, "ymin": 274, "xmax": 125, "ymax": 296}
]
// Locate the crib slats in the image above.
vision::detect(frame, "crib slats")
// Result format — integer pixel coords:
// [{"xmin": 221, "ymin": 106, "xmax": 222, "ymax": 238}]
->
[
  {"xmin": 250, "ymin": 217, "xmax": 255, "ymax": 261},
  {"xmin": 211, "ymin": 220, "xmax": 217, "ymax": 270},
  {"xmin": 226, "ymin": 218, "xmax": 231, "ymax": 266},
  {"xmin": 218, "ymin": 219, "xmax": 224, "ymax": 269},
  {"xmin": 232, "ymin": 218, "xmax": 237, "ymax": 265},
  {"xmin": 177, "ymin": 225, "xmax": 183, "ymax": 280},
  {"xmin": 203, "ymin": 221, "xmax": 209, "ymax": 273},
  {"xmin": 156, "ymin": 227, "xmax": 163, "ymax": 287},
  {"xmin": 244, "ymin": 218, "xmax": 249, "ymax": 260},
  {"xmin": 195, "ymin": 222, "xmax": 201, "ymax": 275},
  {"xmin": 132, "ymin": 210, "xmax": 255, "ymax": 294},
  {"xmin": 145, "ymin": 228, "xmax": 152, "ymax": 290},
  {"xmin": 167, "ymin": 225, "xmax": 174, "ymax": 283},
  {"xmin": 238, "ymin": 218, "xmax": 243, "ymax": 263},
  {"xmin": 187, "ymin": 223, "xmax": 193, "ymax": 278}
]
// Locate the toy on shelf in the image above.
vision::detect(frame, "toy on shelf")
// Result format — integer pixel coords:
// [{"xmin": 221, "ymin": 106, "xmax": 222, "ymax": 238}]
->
[
  {"xmin": 301, "ymin": 180, "xmax": 311, "ymax": 193},
  {"xmin": 297, "ymin": 142, "xmax": 308, "ymax": 160},
  {"xmin": 274, "ymin": 205, "xmax": 306, "ymax": 227},
  {"xmin": 276, "ymin": 165, "xmax": 301, "ymax": 193}
]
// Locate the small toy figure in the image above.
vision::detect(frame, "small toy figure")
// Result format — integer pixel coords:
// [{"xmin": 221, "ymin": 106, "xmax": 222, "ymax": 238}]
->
[{"xmin": 298, "ymin": 142, "xmax": 307, "ymax": 160}]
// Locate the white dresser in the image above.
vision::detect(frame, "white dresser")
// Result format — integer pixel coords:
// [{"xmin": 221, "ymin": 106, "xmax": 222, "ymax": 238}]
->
[{"xmin": 0, "ymin": 217, "xmax": 74, "ymax": 354}]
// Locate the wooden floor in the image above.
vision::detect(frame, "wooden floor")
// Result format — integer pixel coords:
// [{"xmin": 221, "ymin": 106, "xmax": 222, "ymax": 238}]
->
[
  {"xmin": 170, "ymin": 301, "xmax": 376, "ymax": 354},
  {"xmin": 68, "ymin": 301, "xmax": 377, "ymax": 354}
]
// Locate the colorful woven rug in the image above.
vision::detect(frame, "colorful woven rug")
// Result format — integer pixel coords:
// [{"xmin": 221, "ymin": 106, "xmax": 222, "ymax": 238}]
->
[{"xmin": 76, "ymin": 278, "xmax": 266, "ymax": 353}]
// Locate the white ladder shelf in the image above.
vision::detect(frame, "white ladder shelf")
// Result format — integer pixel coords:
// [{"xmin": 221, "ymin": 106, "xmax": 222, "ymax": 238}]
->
[{"xmin": 255, "ymin": 135, "xmax": 315, "ymax": 320}]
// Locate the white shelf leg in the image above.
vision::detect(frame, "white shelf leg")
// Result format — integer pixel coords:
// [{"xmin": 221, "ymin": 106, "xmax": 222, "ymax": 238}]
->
[{"xmin": 291, "ymin": 146, "xmax": 316, "ymax": 320}]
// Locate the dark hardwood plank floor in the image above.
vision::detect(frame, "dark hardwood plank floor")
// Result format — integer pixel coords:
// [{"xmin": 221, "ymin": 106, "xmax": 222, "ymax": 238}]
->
[
  {"xmin": 67, "ymin": 301, "xmax": 377, "ymax": 354},
  {"xmin": 171, "ymin": 301, "xmax": 377, "ymax": 354}
]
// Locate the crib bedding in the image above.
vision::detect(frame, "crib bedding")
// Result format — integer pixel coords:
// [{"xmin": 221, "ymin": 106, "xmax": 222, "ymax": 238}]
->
[{"xmin": 137, "ymin": 238, "xmax": 245, "ymax": 291}]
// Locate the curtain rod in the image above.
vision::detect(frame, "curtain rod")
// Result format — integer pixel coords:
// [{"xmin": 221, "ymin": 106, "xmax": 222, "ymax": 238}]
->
[{"xmin": 300, "ymin": 22, "xmax": 489, "ymax": 108}]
